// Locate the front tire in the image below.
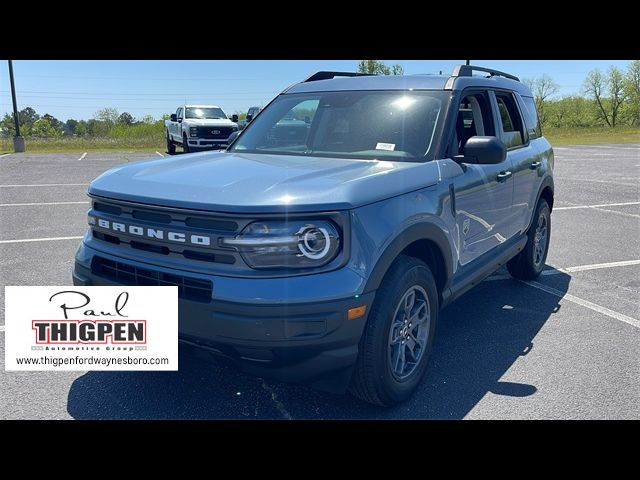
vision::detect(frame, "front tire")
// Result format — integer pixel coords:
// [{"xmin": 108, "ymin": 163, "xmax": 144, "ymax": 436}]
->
[
  {"xmin": 182, "ymin": 134, "xmax": 190, "ymax": 153},
  {"xmin": 166, "ymin": 132, "xmax": 176, "ymax": 155},
  {"xmin": 507, "ymin": 198, "xmax": 551, "ymax": 280},
  {"xmin": 349, "ymin": 255, "xmax": 438, "ymax": 406}
]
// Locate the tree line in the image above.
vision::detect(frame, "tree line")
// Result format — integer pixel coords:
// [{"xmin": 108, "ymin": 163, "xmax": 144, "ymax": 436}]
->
[
  {"xmin": 525, "ymin": 61, "xmax": 639, "ymax": 129},
  {"xmin": 0, "ymin": 107, "xmax": 166, "ymax": 139}
]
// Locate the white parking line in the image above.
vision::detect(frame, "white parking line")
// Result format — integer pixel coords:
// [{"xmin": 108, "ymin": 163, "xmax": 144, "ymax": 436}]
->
[
  {"xmin": 78, "ymin": 152, "xmax": 88, "ymax": 161},
  {"xmin": 523, "ymin": 280, "xmax": 640, "ymax": 330},
  {"xmin": 555, "ymin": 201, "xmax": 640, "ymax": 211},
  {"xmin": 0, "ymin": 183, "xmax": 88, "ymax": 188},
  {"xmin": 564, "ymin": 259, "xmax": 640, "ymax": 273},
  {"xmin": 0, "ymin": 236, "xmax": 83, "ymax": 245},
  {"xmin": 0, "ymin": 201, "xmax": 89, "ymax": 207},
  {"xmin": 562, "ymin": 179, "xmax": 638, "ymax": 187},
  {"xmin": 0, "ymin": 153, "xmax": 10, "ymax": 158},
  {"xmin": 486, "ymin": 259, "xmax": 640, "ymax": 281},
  {"xmin": 0, "ymin": 325, "xmax": 4, "ymax": 332},
  {"xmin": 590, "ymin": 207, "xmax": 640, "ymax": 219},
  {"xmin": 155, "ymin": 151, "xmax": 165, "ymax": 157}
]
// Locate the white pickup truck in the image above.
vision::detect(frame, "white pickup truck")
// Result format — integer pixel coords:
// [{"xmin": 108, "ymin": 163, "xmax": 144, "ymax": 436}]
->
[{"xmin": 165, "ymin": 105, "xmax": 239, "ymax": 154}]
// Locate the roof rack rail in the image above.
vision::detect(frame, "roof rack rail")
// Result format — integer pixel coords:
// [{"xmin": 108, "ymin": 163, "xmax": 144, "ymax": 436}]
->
[
  {"xmin": 303, "ymin": 71, "xmax": 373, "ymax": 82},
  {"xmin": 451, "ymin": 64, "xmax": 520, "ymax": 82}
]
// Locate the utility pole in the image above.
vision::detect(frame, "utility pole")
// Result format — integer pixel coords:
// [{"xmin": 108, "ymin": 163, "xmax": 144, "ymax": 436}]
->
[
  {"xmin": 465, "ymin": 60, "xmax": 470, "ymax": 66},
  {"xmin": 8, "ymin": 60, "xmax": 25, "ymax": 152}
]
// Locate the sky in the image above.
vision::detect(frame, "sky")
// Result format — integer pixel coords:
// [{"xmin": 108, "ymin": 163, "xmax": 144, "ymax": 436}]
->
[{"xmin": 0, "ymin": 60, "xmax": 632, "ymax": 122}]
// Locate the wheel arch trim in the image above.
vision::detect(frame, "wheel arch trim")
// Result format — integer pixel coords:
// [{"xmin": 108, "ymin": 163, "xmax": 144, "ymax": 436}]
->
[{"xmin": 363, "ymin": 222, "xmax": 454, "ymax": 295}]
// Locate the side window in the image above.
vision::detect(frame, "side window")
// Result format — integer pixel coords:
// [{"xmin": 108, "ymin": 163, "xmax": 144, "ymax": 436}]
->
[
  {"xmin": 495, "ymin": 93, "xmax": 525, "ymax": 148},
  {"xmin": 177, "ymin": 108, "xmax": 183, "ymax": 120},
  {"xmin": 520, "ymin": 96, "xmax": 540, "ymax": 139},
  {"xmin": 454, "ymin": 92, "xmax": 495, "ymax": 155}
]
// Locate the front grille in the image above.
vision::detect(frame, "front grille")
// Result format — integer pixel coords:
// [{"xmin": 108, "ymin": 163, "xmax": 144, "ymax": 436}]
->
[
  {"xmin": 92, "ymin": 257, "xmax": 212, "ymax": 302},
  {"xmin": 89, "ymin": 198, "xmax": 246, "ymax": 270},
  {"xmin": 196, "ymin": 126, "xmax": 234, "ymax": 139}
]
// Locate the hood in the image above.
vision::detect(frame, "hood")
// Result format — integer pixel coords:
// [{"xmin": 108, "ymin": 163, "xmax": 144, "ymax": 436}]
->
[
  {"xmin": 182, "ymin": 118, "xmax": 236, "ymax": 126},
  {"xmin": 89, "ymin": 151, "xmax": 440, "ymax": 213}
]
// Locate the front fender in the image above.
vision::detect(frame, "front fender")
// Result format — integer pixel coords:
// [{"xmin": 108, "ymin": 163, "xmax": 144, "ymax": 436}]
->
[{"xmin": 362, "ymin": 220, "xmax": 454, "ymax": 294}]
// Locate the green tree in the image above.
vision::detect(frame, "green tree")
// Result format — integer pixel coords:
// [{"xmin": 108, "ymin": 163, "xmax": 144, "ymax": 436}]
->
[
  {"xmin": 583, "ymin": 69, "xmax": 609, "ymax": 126},
  {"xmin": 19, "ymin": 107, "xmax": 39, "ymax": 128},
  {"xmin": 1, "ymin": 107, "xmax": 40, "ymax": 136},
  {"xmin": 75, "ymin": 120, "xmax": 88, "ymax": 136},
  {"xmin": 65, "ymin": 119, "xmax": 79, "ymax": 135},
  {"xmin": 623, "ymin": 60, "xmax": 640, "ymax": 126},
  {"xmin": 583, "ymin": 67, "xmax": 628, "ymax": 127},
  {"xmin": 357, "ymin": 60, "xmax": 404, "ymax": 75},
  {"xmin": 86, "ymin": 118, "xmax": 110, "ymax": 136},
  {"xmin": 117, "ymin": 112, "xmax": 135, "ymax": 125},
  {"xmin": 94, "ymin": 108, "xmax": 119, "ymax": 124},
  {"xmin": 31, "ymin": 118, "xmax": 61, "ymax": 138},
  {"xmin": 607, "ymin": 66, "xmax": 627, "ymax": 128},
  {"xmin": 523, "ymin": 75, "xmax": 559, "ymax": 128},
  {"xmin": 0, "ymin": 113, "xmax": 15, "ymax": 137},
  {"xmin": 42, "ymin": 114, "xmax": 64, "ymax": 133}
]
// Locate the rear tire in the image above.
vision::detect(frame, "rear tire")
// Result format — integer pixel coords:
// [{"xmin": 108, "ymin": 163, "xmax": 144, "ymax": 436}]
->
[
  {"xmin": 507, "ymin": 198, "xmax": 551, "ymax": 280},
  {"xmin": 183, "ymin": 134, "xmax": 190, "ymax": 153},
  {"xmin": 349, "ymin": 255, "xmax": 438, "ymax": 406},
  {"xmin": 166, "ymin": 132, "xmax": 176, "ymax": 155}
]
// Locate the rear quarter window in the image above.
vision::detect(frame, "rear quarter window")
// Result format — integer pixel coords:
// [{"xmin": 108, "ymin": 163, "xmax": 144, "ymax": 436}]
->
[{"xmin": 521, "ymin": 96, "xmax": 541, "ymax": 139}]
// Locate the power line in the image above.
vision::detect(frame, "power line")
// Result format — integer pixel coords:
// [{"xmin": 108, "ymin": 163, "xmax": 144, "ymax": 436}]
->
[
  {"xmin": 0, "ymin": 90, "xmax": 277, "ymax": 96},
  {"xmin": 0, "ymin": 103, "xmax": 178, "ymax": 110},
  {"xmin": 0, "ymin": 95, "xmax": 273, "ymax": 103}
]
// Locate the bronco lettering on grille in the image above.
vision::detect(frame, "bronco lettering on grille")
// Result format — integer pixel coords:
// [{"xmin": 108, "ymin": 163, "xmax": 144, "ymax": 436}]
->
[{"xmin": 89, "ymin": 215, "xmax": 212, "ymax": 246}]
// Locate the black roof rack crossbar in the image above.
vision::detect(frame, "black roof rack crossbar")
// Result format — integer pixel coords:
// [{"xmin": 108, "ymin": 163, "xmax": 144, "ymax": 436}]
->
[
  {"xmin": 451, "ymin": 64, "xmax": 520, "ymax": 82},
  {"xmin": 303, "ymin": 71, "xmax": 373, "ymax": 83}
]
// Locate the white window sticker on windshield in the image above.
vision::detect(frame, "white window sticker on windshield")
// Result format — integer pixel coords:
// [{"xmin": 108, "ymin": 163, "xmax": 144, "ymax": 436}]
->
[{"xmin": 376, "ymin": 142, "xmax": 396, "ymax": 151}]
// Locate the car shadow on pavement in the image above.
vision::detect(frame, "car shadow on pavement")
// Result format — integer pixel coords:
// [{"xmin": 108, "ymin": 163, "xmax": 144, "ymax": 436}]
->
[{"xmin": 67, "ymin": 271, "xmax": 570, "ymax": 419}]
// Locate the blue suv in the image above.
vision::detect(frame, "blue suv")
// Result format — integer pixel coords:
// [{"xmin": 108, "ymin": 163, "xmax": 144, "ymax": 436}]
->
[{"xmin": 73, "ymin": 65, "xmax": 554, "ymax": 406}]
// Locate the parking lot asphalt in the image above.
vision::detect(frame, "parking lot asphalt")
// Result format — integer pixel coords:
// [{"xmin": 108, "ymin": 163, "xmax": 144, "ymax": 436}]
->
[{"xmin": 1, "ymin": 145, "xmax": 638, "ymax": 419}]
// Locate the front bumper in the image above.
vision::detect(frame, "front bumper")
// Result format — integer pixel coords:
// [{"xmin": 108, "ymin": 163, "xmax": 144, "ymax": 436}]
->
[
  {"xmin": 73, "ymin": 242, "xmax": 374, "ymax": 392},
  {"xmin": 187, "ymin": 137, "xmax": 230, "ymax": 148}
]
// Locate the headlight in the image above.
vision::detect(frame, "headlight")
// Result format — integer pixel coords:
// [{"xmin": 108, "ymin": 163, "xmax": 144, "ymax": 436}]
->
[
  {"xmin": 189, "ymin": 127, "xmax": 198, "ymax": 137},
  {"xmin": 222, "ymin": 220, "xmax": 340, "ymax": 269},
  {"xmin": 232, "ymin": 126, "xmax": 239, "ymax": 131}
]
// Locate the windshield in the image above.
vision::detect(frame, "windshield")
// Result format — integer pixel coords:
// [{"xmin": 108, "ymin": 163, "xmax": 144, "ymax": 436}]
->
[
  {"xmin": 185, "ymin": 107, "xmax": 227, "ymax": 119},
  {"xmin": 230, "ymin": 90, "xmax": 446, "ymax": 161}
]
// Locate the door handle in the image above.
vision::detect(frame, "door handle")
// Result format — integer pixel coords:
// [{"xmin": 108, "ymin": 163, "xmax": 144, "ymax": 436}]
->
[
  {"xmin": 497, "ymin": 171, "xmax": 512, "ymax": 182},
  {"xmin": 530, "ymin": 161, "xmax": 542, "ymax": 169}
]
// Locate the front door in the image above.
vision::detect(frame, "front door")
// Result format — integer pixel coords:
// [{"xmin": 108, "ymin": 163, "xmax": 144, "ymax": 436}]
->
[{"xmin": 443, "ymin": 90, "xmax": 515, "ymax": 266}]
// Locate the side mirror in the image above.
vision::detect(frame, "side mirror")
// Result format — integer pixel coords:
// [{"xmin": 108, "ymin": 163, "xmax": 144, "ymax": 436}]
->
[
  {"xmin": 170, "ymin": 114, "xmax": 177, "ymax": 122},
  {"xmin": 246, "ymin": 114, "xmax": 253, "ymax": 122},
  {"xmin": 227, "ymin": 130, "xmax": 240, "ymax": 146},
  {"xmin": 231, "ymin": 114, "xmax": 239, "ymax": 123},
  {"xmin": 304, "ymin": 116, "xmax": 311, "ymax": 124},
  {"xmin": 455, "ymin": 136, "xmax": 506, "ymax": 165}
]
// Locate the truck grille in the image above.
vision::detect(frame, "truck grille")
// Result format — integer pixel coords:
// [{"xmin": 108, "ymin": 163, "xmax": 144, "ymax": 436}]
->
[
  {"xmin": 92, "ymin": 257, "xmax": 212, "ymax": 302},
  {"xmin": 196, "ymin": 126, "xmax": 234, "ymax": 139},
  {"xmin": 88, "ymin": 196, "xmax": 255, "ymax": 274}
]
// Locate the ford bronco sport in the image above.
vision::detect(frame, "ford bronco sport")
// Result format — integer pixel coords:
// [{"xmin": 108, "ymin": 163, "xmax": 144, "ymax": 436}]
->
[{"xmin": 73, "ymin": 65, "xmax": 554, "ymax": 406}]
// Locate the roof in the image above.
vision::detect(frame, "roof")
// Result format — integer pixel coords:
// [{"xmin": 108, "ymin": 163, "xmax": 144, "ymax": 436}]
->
[
  {"xmin": 285, "ymin": 73, "xmax": 533, "ymax": 97},
  {"xmin": 184, "ymin": 104, "xmax": 222, "ymax": 108}
]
